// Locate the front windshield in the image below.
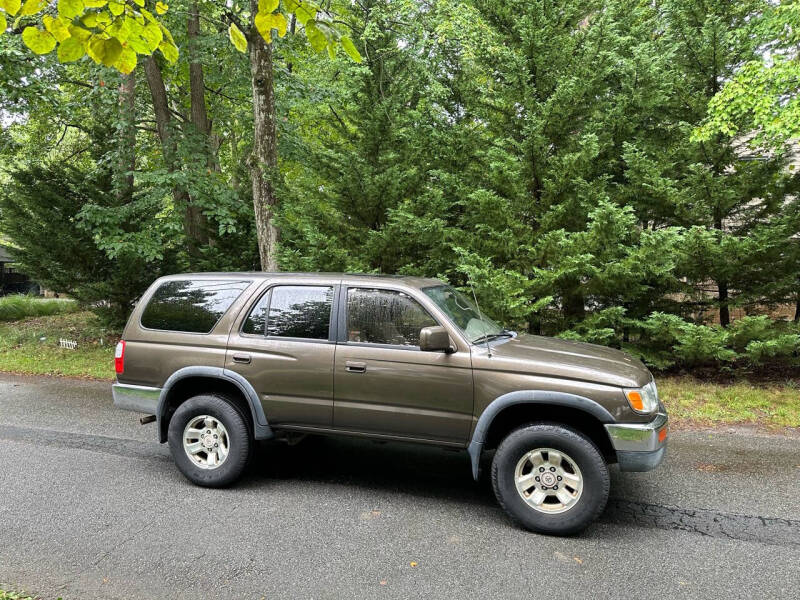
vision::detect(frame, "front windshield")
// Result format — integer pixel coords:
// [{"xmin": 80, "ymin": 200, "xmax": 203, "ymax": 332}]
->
[{"xmin": 422, "ymin": 285, "xmax": 504, "ymax": 343}]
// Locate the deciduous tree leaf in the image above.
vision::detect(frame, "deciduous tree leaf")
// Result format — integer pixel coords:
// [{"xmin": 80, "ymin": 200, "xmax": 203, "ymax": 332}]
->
[
  {"xmin": 115, "ymin": 45, "xmax": 136, "ymax": 73},
  {"xmin": 228, "ymin": 22, "xmax": 247, "ymax": 52},
  {"xmin": 108, "ymin": 1, "xmax": 124, "ymax": 16},
  {"xmin": 155, "ymin": 1, "xmax": 167, "ymax": 15},
  {"xmin": 57, "ymin": 0, "xmax": 83, "ymax": 20},
  {"xmin": 19, "ymin": 0, "xmax": 45, "ymax": 17},
  {"xmin": 255, "ymin": 11, "xmax": 287, "ymax": 42},
  {"xmin": 43, "ymin": 15, "xmax": 71, "ymax": 42},
  {"xmin": 0, "ymin": 12, "xmax": 6, "ymax": 35},
  {"xmin": 57, "ymin": 34, "xmax": 85, "ymax": 61},
  {"xmin": 285, "ymin": 0, "xmax": 315, "ymax": 26},
  {"xmin": 305, "ymin": 20, "xmax": 326, "ymax": 52},
  {"xmin": 142, "ymin": 21, "xmax": 162, "ymax": 51},
  {"xmin": 158, "ymin": 38, "xmax": 178, "ymax": 62},
  {"xmin": 258, "ymin": 0, "xmax": 279, "ymax": 12},
  {"xmin": 0, "ymin": 0, "xmax": 21, "ymax": 17},
  {"xmin": 21, "ymin": 26, "xmax": 56, "ymax": 54},
  {"xmin": 340, "ymin": 36, "xmax": 361, "ymax": 62},
  {"xmin": 83, "ymin": 0, "xmax": 107, "ymax": 7}
]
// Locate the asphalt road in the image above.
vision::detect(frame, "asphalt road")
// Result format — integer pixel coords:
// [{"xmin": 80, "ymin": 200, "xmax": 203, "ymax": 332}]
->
[{"xmin": 1, "ymin": 373, "xmax": 799, "ymax": 600}]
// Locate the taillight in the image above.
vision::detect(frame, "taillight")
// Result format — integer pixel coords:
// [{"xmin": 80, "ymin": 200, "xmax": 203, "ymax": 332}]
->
[{"xmin": 115, "ymin": 340, "xmax": 126, "ymax": 374}]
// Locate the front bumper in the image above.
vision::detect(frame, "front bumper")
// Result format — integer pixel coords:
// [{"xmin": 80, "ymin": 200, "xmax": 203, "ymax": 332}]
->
[
  {"xmin": 112, "ymin": 383, "xmax": 161, "ymax": 414},
  {"xmin": 604, "ymin": 412, "xmax": 668, "ymax": 472}
]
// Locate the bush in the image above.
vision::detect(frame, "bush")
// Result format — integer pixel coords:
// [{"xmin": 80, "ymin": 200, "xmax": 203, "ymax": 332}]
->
[
  {"xmin": 0, "ymin": 295, "xmax": 79, "ymax": 322},
  {"xmin": 558, "ymin": 308, "xmax": 800, "ymax": 371}
]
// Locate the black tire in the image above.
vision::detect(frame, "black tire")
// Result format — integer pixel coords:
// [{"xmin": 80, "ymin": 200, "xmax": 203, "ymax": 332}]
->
[
  {"xmin": 491, "ymin": 423, "xmax": 609, "ymax": 535},
  {"xmin": 167, "ymin": 394, "xmax": 252, "ymax": 488}
]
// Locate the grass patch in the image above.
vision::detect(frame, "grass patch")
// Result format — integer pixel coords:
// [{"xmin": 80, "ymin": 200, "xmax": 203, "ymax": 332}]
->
[
  {"xmin": 0, "ymin": 310, "xmax": 117, "ymax": 379},
  {"xmin": 659, "ymin": 376, "xmax": 800, "ymax": 429},
  {"xmin": 0, "ymin": 294, "xmax": 78, "ymax": 321},
  {"xmin": 0, "ymin": 590, "xmax": 38, "ymax": 600}
]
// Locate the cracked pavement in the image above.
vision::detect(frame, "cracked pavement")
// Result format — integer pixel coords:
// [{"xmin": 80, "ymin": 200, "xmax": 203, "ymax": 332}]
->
[{"xmin": 1, "ymin": 373, "xmax": 799, "ymax": 599}]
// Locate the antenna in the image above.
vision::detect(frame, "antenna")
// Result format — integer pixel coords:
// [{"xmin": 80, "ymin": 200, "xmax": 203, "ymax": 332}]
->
[{"xmin": 469, "ymin": 281, "xmax": 492, "ymax": 358}]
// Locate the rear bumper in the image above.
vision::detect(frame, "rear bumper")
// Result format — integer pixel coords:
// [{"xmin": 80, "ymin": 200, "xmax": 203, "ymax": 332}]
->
[
  {"xmin": 112, "ymin": 383, "xmax": 161, "ymax": 414},
  {"xmin": 605, "ymin": 412, "xmax": 668, "ymax": 472}
]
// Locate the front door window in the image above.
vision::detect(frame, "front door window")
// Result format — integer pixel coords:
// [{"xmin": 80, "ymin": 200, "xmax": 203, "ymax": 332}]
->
[{"xmin": 346, "ymin": 288, "xmax": 437, "ymax": 347}]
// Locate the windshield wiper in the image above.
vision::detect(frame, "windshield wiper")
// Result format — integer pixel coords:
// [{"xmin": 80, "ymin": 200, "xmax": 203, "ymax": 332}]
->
[{"xmin": 471, "ymin": 330, "xmax": 515, "ymax": 344}]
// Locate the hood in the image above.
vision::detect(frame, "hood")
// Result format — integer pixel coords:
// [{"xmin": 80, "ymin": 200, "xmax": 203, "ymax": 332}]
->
[{"xmin": 485, "ymin": 333, "xmax": 652, "ymax": 389}]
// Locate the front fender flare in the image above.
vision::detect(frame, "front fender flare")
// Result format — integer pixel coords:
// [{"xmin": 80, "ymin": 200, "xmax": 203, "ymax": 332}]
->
[
  {"xmin": 157, "ymin": 366, "xmax": 274, "ymax": 442},
  {"xmin": 467, "ymin": 390, "xmax": 616, "ymax": 480}
]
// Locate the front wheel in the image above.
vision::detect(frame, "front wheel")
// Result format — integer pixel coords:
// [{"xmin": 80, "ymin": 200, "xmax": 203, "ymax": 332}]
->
[
  {"xmin": 491, "ymin": 423, "xmax": 609, "ymax": 535},
  {"xmin": 167, "ymin": 394, "xmax": 252, "ymax": 487}
]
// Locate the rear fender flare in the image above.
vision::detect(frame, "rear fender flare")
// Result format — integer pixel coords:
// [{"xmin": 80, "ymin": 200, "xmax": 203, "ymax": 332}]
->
[{"xmin": 156, "ymin": 366, "xmax": 273, "ymax": 442}]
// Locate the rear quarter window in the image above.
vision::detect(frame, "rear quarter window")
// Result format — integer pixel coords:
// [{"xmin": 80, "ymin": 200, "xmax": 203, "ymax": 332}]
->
[{"xmin": 141, "ymin": 279, "xmax": 250, "ymax": 333}]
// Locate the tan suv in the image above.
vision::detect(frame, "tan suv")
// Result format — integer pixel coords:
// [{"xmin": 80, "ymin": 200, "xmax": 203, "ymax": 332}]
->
[{"xmin": 113, "ymin": 272, "xmax": 667, "ymax": 535}]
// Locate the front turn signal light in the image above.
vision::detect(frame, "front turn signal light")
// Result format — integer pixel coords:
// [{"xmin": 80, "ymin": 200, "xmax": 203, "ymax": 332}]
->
[
  {"xmin": 626, "ymin": 390, "xmax": 644, "ymax": 412},
  {"xmin": 624, "ymin": 382, "xmax": 659, "ymax": 414}
]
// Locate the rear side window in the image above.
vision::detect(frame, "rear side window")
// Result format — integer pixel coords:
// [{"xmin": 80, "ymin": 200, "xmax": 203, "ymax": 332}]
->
[
  {"xmin": 243, "ymin": 285, "xmax": 334, "ymax": 339},
  {"xmin": 141, "ymin": 279, "xmax": 250, "ymax": 333}
]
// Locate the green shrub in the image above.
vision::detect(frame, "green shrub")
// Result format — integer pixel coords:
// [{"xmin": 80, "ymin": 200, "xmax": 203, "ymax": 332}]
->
[
  {"xmin": 556, "ymin": 308, "xmax": 799, "ymax": 371},
  {"xmin": 0, "ymin": 295, "xmax": 79, "ymax": 322},
  {"xmin": 744, "ymin": 334, "xmax": 800, "ymax": 364},
  {"xmin": 672, "ymin": 323, "xmax": 737, "ymax": 365}
]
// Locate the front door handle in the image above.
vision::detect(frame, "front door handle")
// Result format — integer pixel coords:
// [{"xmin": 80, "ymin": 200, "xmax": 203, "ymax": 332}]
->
[
  {"xmin": 345, "ymin": 361, "xmax": 366, "ymax": 373},
  {"xmin": 232, "ymin": 353, "xmax": 251, "ymax": 364}
]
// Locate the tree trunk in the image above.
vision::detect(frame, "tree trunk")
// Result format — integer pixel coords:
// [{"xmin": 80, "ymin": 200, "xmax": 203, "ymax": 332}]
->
[
  {"xmin": 248, "ymin": 0, "xmax": 280, "ymax": 271},
  {"xmin": 143, "ymin": 55, "xmax": 207, "ymax": 255},
  {"xmin": 718, "ymin": 281, "xmax": 730, "ymax": 327},
  {"xmin": 186, "ymin": 2, "xmax": 212, "ymax": 245},
  {"xmin": 115, "ymin": 72, "xmax": 136, "ymax": 204},
  {"xmin": 794, "ymin": 292, "xmax": 799, "ymax": 323}
]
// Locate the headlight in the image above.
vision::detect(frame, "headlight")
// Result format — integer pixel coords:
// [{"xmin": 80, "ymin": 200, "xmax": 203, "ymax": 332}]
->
[{"xmin": 624, "ymin": 381, "xmax": 659, "ymax": 414}]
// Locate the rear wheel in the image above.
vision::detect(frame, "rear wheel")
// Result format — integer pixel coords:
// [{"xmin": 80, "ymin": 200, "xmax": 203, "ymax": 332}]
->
[
  {"xmin": 167, "ymin": 394, "xmax": 252, "ymax": 487},
  {"xmin": 491, "ymin": 423, "xmax": 609, "ymax": 535}
]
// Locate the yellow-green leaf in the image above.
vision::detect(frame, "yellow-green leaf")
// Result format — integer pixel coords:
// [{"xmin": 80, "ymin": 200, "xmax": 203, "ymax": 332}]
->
[
  {"xmin": 0, "ymin": 0, "xmax": 21, "ymax": 17},
  {"xmin": 131, "ymin": 0, "xmax": 143, "ymax": 6},
  {"xmin": 0, "ymin": 12, "xmax": 6, "ymax": 35},
  {"xmin": 327, "ymin": 41, "xmax": 335, "ymax": 60},
  {"xmin": 87, "ymin": 36, "xmax": 121, "ymax": 65},
  {"xmin": 22, "ymin": 26, "xmax": 56, "ymax": 54},
  {"xmin": 228, "ymin": 22, "xmax": 247, "ymax": 52},
  {"xmin": 155, "ymin": 1, "xmax": 167, "ymax": 15},
  {"xmin": 108, "ymin": 1, "xmax": 124, "ymax": 16},
  {"xmin": 81, "ymin": 12, "xmax": 97, "ymax": 27},
  {"xmin": 142, "ymin": 20, "xmax": 161, "ymax": 51},
  {"xmin": 158, "ymin": 38, "xmax": 178, "ymax": 62},
  {"xmin": 304, "ymin": 20, "xmax": 326, "ymax": 53},
  {"xmin": 255, "ymin": 11, "xmax": 287, "ymax": 42},
  {"xmin": 340, "ymin": 36, "xmax": 361, "ymax": 62},
  {"xmin": 68, "ymin": 23, "xmax": 91, "ymax": 40},
  {"xmin": 57, "ymin": 0, "xmax": 83, "ymax": 20},
  {"xmin": 160, "ymin": 22, "xmax": 174, "ymax": 45},
  {"xmin": 57, "ymin": 35, "xmax": 85, "ymax": 61},
  {"xmin": 258, "ymin": 0, "xmax": 279, "ymax": 12},
  {"xmin": 83, "ymin": 0, "xmax": 107, "ymax": 7},
  {"xmin": 19, "ymin": 0, "xmax": 45, "ymax": 17},
  {"xmin": 43, "ymin": 15, "xmax": 71, "ymax": 42},
  {"xmin": 115, "ymin": 45, "xmax": 136, "ymax": 73},
  {"xmin": 140, "ymin": 7, "xmax": 155, "ymax": 22},
  {"xmin": 285, "ymin": 0, "xmax": 315, "ymax": 25}
]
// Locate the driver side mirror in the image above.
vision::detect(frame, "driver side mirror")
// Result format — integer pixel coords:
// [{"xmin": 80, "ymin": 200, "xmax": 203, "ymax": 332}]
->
[{"xmin": 419, "ymin": 326, "xmax": 454, "ymax": 353}]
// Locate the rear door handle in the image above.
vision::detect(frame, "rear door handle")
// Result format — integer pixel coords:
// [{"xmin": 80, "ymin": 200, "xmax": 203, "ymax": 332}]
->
[
  {"xmin": 232, "ymin": 353, "xmax": 251, "ymax": 364},
  {"xmin": 345, "ymin": 361, "xmax": 366, "ymax": 373}
]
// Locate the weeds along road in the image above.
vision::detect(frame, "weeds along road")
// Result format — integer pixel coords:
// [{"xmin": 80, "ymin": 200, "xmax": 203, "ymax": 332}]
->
[{"xmin": 1, "ymin": 373, "xmax": 799, "ymax": 599}]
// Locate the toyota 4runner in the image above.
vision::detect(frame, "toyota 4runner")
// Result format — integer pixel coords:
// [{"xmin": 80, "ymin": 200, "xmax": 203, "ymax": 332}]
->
[{"xmin": 113, "ymin": 273, "xmax": 668, "ymax": 535}]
